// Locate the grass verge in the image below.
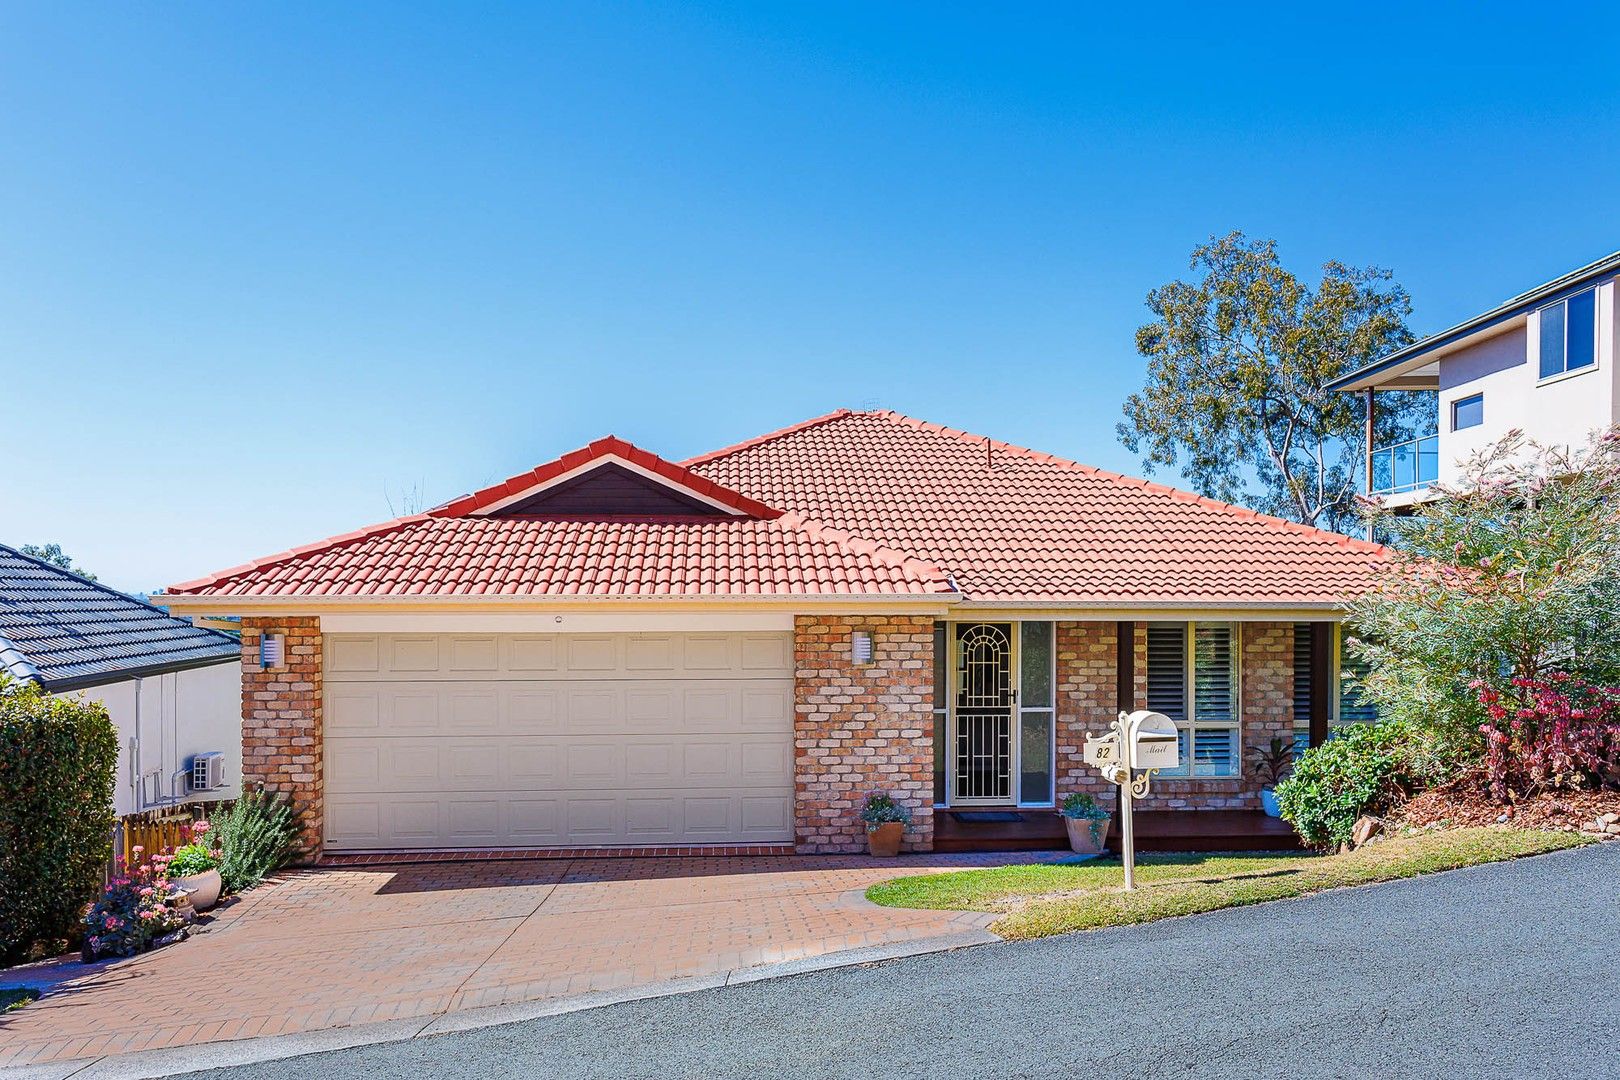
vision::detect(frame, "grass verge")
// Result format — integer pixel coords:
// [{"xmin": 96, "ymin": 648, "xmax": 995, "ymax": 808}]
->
[
  {"xmin": 1, "ymin": 987, "xmax": 40, "ymax": 1012},
  {"xmin": 866, "ymin": 827, "xmax": 1590, "ymax": 940}
]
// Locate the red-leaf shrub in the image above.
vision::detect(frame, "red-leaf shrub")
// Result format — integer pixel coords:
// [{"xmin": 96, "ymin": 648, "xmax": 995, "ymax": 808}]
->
[{"xmin": 1474, "ymin": 675, "xmax": 1620, "ymax": 800}]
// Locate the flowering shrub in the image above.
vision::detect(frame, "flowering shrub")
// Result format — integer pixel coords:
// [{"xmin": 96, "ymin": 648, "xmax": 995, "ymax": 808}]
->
[
  {"xmin": 1474, "ymin": 675, "xmax": 1620, "ymax": 801},
  {"xmin": 82, "ymin": 849, "xmax": 187, "ymax": 959},
  {"xmin": 167, "ymin": 822, "xmax": 221, "ymax": 877},
  {"xmin": 859, "ymin": 792, "xmax": 912, "ymax": 829}
]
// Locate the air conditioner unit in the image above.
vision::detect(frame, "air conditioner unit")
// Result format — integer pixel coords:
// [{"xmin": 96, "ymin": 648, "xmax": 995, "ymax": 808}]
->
[{"xmin": 190, "ymin": 752, "xmax": 226, "ymax": 792}]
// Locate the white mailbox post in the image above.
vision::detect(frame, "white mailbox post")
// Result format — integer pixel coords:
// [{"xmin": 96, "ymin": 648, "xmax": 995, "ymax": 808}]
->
[{"xmin": 1084, "ymin": 709, "xmax": 1180, "ymax": 891}]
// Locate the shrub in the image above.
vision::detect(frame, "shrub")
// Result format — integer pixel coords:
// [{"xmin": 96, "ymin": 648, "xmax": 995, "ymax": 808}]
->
[
  {"xmin": 83, "ymin": 852, "xmax": 186, "ymax": 959},
  {"xmin": 205, "ymin": 788, "xmax": 298, "ymax": 893},
  {"xmin": 859, "ymin": 792, "xmax": 912, "ymax": 828},
  {"xmin": 0, "ymin": 680, "xmax": 119, "ymax": 965},
  {"xmin": 1276, "ymin": 721, "xmax": 1451, "ymax": 849},
  {"xmin": 1475, "ymin": 675, "xmax": 1620, "ymax": 800}
]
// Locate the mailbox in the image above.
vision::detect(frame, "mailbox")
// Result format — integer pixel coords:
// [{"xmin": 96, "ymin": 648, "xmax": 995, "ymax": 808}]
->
[{"xmin": 1124, "ymin": 710, "xmax": 1180, "ymax": 770}]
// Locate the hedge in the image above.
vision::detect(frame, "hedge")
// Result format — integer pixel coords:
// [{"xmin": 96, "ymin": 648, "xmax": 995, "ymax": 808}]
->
[{"xmin": 1, "ymin": 679, "xmax": 119, "ymax": 964}]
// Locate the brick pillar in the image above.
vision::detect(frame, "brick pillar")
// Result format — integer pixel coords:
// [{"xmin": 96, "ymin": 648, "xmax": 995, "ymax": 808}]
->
[
  {"xmin": 793, "ymin": 615, "xmax": 935, "ymax": 854},
  {"xmin": 240, "ymin": 616, "xmax": 323, "ymax": 860},
  {"xmin": 1054, "ymin": 621, "xmax": 1120, "ymax": 810},
  {"xmin": 1240, "ymin": 621, "xmax": 1294, "ymax": 800}
]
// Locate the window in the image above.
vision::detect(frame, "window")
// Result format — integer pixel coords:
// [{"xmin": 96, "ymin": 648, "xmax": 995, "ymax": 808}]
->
[
  {"xmin": 1538, "ymin": 288, "xmax": 1596, "ymax": 380},
  {"xmin": 1292, "ymin": 623, "xmax": 1380, "ymax": 750},
  {"xmin": 1146, "ymin": 622, "xmax": 1239, "ymax": 778},
  {"xmin": 1017, "ymin": 622, "xmax": 1055, "ymax": 804},
  {"xmin": 1451, "ymin": 393, "xmax": 1483, "ymax": 431}
]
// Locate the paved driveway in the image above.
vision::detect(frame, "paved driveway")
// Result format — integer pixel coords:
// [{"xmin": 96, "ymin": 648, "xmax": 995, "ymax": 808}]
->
[
  {"xmin": 188, "ymin": 842, "xmax": 1620, "ymax": 1080},
  {"xmin": 0, "ymin": 852, "xmax": 1024, "ymax": 1072}
]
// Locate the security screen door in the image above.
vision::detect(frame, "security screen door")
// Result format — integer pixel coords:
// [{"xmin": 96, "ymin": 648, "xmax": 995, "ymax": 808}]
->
[{"xmin": 952, "ymin": 623, "xmax": 1015, "ymax": 803}]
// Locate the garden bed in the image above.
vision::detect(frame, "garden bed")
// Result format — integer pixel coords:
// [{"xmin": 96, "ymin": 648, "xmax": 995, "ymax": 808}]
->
[
  {"xmin": 866, "ymin": 828, "xmax": 1589, "ymax": 940},
  {"xmin": 1399, "ymin": 770, "xmax": 1620, "ymax": 834}
]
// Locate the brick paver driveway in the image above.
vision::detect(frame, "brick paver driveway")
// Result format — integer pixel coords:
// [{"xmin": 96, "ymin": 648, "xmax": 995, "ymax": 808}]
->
[{"xmin": 0, "ymin": 853, "xmax": 1023, "ymax": 1070}]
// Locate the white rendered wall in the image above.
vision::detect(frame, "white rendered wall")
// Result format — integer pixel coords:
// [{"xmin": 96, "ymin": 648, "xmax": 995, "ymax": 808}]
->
[
  {"xmin": 1436, "ymin": 278, "xmax": 1617, "ymax": 485},
  {"xmin": 58, "ymin": 660, "xmax": 242, "ymax": 817}
]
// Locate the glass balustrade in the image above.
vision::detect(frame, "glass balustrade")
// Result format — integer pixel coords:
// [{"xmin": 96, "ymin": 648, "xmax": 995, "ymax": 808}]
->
[{"xmin": 1369, "ymin": 433, "xmax": 1438, "ymax": 495}]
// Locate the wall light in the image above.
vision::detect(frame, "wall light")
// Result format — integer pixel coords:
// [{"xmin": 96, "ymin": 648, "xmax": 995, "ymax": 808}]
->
[
  {"xmin": 259, "ymin": 633, "xmax": 286, "ymax": 669},
  {"xmin": 850, "ymin": 631, "xmax": 874, "ymax": 665}
]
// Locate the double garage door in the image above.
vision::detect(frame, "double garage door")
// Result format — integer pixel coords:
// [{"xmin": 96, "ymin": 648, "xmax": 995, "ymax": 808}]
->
[{"xmin": 323, "ymin": 631, "xmax": 795, "ymax": 851}]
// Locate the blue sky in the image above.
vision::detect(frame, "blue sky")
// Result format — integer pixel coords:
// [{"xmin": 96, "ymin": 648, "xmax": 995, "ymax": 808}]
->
[{"xmin": 3, "ymin": 2, "xmax": 1617, "ymax": 591}]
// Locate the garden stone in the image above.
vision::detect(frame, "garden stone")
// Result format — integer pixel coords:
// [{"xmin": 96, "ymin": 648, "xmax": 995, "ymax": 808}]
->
[
  {"xmin": 1599, "ymin": 812, "xmax": 1619, "ymax": 825},
  {"xmin": 1351, "ymin": 815, "xmax": 1382, "ymax": 847}
]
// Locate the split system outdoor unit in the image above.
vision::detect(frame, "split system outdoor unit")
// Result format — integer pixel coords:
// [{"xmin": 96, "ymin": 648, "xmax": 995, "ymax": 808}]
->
[{"xmin": 189, "ymin": 752, "xmax": 227, "ymax": 793}]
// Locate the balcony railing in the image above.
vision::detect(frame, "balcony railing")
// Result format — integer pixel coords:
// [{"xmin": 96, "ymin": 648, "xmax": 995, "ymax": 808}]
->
[{"xmin": 1369, "ymin": 433, "xmax": 1439, "ymax": 495}]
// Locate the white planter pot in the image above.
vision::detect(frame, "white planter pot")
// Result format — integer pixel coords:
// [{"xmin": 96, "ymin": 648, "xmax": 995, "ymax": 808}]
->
[
  {"xmin": 175, "ymin": 869, "xmax": 222, "ymax": 911},
  {"xmin": 1260, "ymin": 788, "xmax": 1282, "ymax": 818}
]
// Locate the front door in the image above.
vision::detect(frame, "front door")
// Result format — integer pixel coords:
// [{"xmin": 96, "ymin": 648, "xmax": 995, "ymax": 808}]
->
[{"xmin": 951, "ymin": 622, "xmax": 1015, "ymax": 804}]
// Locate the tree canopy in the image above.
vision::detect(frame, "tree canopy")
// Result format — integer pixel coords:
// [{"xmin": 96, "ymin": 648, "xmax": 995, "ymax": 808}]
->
[
  {"xmin": 1119, "ymin": 232, "xmax": 1427, "ymax": 531},
  {"xmin": 18, "ymin": 543, "xmax": 96, "ymax": 582}
]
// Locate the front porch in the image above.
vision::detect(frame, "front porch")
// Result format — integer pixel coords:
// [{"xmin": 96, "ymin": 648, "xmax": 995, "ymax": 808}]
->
[{"xmin": 933, "ymin": 808, "xmax": 1302, "ymax": 853}]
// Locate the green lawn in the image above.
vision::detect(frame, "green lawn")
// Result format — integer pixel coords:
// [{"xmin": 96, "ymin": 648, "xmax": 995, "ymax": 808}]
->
[
  {"xmin": 867, "ymin": 828, "xmax": 1589, "ymax": 940},
  {"xmin": 1, "ymin": 987, "xmax": 39, "ymax": 1013}
]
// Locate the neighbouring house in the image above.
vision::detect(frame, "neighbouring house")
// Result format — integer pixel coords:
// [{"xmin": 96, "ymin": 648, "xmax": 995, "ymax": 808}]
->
[
  {"xmin": 152, "ymin": 410, "xmax": 1389, "ymax": 857},
  {"xmin": 1, "ymin": 543, "xmax": 243, "ymax": 817},
  {"xmin": 1328, "ymin": 248, "xmax": 1620, "ymax": 507}
]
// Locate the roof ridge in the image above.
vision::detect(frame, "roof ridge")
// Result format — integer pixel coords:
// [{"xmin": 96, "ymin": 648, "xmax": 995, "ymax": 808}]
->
[
  {"xmin": 679, "ymin": 409, "xmax": 855, "ymax": 468},
  {"xmin": 438, "ymin": 434, "xmax": 783, "ymax": 519},
  {"xmin": 774, "ymin": 510, "xmax": 956, "ymax": 593},
  {"xmin": 163, "ymin": 515, "xmax": 433, "ymax": 595},
  {"xmin": 863, "ymin": 410, "xmax": 1389, "ymax": 555},
  {"xmin": 0, "ymin": 630, "xmax": 44, "ymax": 685}
]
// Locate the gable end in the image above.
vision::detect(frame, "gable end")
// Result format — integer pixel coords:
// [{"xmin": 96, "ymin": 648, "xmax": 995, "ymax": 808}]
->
[{"xmin": 488, "ymin": 461, "xmax": 733, "ymax": 517}]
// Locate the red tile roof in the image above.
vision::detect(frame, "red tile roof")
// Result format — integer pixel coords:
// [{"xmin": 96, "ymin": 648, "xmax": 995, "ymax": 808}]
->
[
  {"xmin": 166, "ymin": 410, "xmax": 1387, "ymax": 606},
  {"xmin": 685, "ymin": 410, "xmax": 1389, "ymax": 605},
  {"xmin": 168, "ymin": 513, "xmax": 953, "ymax": 598}
]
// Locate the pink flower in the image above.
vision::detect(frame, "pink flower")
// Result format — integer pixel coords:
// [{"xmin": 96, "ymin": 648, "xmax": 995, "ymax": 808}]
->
[
  {"xmin": 192, "ymin": 821, "xmax": 211, "ymax": 835},
  {"xmin": 131, "ymin": 845, "xmax": 144, "ymax": 855},
  {"xmin": 139, "ymin": 886, "xmax": 154, "ymax": 898}
]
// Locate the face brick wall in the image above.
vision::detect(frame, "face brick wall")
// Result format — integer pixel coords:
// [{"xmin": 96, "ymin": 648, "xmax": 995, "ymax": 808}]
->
[
  {"xmin": 240, "ymin": 617, "xmax": 323, "ymax": 859},
  {"xmin": 1054, "ymin": 622, "xmax": 1145, "ymax": 814},
  {"xmin": 793, "ymin": 615, "xmax": 935, "ymax": 853}
]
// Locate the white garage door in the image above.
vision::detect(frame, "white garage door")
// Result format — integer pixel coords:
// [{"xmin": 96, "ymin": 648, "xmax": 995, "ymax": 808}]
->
[{"xmin": 322, "ymin": 632, "xmax": 795, "ymax": 850}]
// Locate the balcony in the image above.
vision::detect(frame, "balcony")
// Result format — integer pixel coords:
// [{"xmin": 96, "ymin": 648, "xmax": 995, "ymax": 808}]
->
[{"xmin": 1369, "ymin": 433, "xmax": 1438, "ymax": 496}]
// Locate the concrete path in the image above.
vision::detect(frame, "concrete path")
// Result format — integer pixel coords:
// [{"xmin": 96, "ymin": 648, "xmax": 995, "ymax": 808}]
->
[
  {"xmin": 176, "ymin": 842, "xmax": 1620, "ymax": 1080},
  {"xmin": 0, "ymin": 852, "xmax": 1035, "ymax": 1076}
]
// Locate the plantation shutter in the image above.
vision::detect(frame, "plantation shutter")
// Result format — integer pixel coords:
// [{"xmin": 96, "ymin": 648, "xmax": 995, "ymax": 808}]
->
[
  {"xmin": 1193, "ymin": 624, "xmax": 1238, "ymax": 777},
  {"xmin": 1146, "ymin": 624, "xmax": 1187, "ymax": 723},
  {"xmin": 1338, "ymin": 648, "xmax": 1379, "ymax": 725},
  {"xmin": 1293, "ymin": 623, "xmax": 1313, "ymax": 754}
]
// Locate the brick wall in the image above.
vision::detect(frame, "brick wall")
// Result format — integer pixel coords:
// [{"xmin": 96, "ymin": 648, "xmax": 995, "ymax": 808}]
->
[
  {"xmin": 793, "ymin": 615, "xmax": 935, "ymax": 853},
  {"xmin": 1054, "ymin": 622, "xmax": 1144, "ymax": 813},
  {"xmin": 240, "ymin": 617, "xmax": 323, "ymax": 859}
]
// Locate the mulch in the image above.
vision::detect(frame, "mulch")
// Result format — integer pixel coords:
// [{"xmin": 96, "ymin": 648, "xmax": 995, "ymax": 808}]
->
[{"xmin": 1397, "ymin": 769, "xmax": 1620, "ymax": 833}]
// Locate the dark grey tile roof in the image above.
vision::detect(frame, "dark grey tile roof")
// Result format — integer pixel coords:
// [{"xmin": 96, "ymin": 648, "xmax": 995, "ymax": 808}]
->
[{"xmin": 0, "ymin": 544, "xmax": 240, "ymax": 692}]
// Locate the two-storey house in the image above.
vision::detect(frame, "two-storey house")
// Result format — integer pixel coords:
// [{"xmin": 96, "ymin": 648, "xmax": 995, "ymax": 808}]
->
[{"xmin": 1329, "ymin": 250, "xmax": 1620, "ymax": 505}]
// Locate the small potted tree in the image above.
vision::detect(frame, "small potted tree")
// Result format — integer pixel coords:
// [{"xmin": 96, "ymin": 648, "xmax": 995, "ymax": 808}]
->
[
  {"xmin": 1058, "ymin": 792, "xmax": 1111, "ymax": 854},
  {"xmin": 1248, "ymin": 737, "xmax": 1295, "ymax": 818},
  {"xmin": 167, "ymin": 821, "xmax": 224, "ymax": 911},
  {"xmin": 859, "ymin": 792, "xmax": 912, "ymax": 857}
]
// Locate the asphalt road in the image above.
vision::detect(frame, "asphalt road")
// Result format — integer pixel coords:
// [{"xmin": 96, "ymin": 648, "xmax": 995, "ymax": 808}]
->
[{"xmin": 189, "ymin": 843, "xmax": 1620, "ymax": 1080}]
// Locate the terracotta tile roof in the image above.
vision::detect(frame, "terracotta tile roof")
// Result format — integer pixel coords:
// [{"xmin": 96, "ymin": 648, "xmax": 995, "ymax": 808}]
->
[
  {"xmin": 164, "ymin": 412, "xmax": 1386, "ymax": 606},
  {"xmin": 167, "ymin": 513, "xmax": 954, "ymax": 598},
  {"xmin": 685, "ymin": 410, "xmax": 1389, "ymax": 605}
]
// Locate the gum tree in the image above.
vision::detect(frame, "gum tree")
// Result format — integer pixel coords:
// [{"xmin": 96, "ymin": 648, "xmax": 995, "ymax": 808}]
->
[{"xmin": 1119, "ymin": 232, "xmax": 1427, "ymax": 532}]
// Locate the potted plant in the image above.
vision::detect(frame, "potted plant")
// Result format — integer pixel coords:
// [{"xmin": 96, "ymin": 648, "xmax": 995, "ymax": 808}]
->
[
  {"xmin": 859, "ymin": 792, "xmax": 912, "ymax": 857},
  {"xmin": 166, "ymin": 821, "xmax": 224, "ymax": 911},
  {"xmin": 1058, "ymin": 792, "xmax": 1111, "ymax": 854},
  {"xmin": 1248, "ymin": 737, "xmax": 1295, "ymax": 818}
]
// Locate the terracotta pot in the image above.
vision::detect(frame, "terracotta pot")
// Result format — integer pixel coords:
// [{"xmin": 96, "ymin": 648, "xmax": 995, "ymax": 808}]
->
[
  {"xmin": 176, "ymin": 869, "xmax": 223, "ymax": 911},
  {"xmin": 866, "ymin": 821, "xmax": 905, "ymax": 857},
  {"xmin": 1063, "ymin": 815, "xmax": 1111, "ymax": 855}
]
